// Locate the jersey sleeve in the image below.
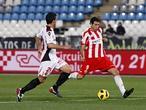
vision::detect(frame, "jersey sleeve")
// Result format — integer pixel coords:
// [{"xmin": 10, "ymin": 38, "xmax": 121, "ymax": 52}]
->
[
  {"xmin": 99, "ymin": 27, "xmax": 103, "ymax": 34},
  {"xmin": 80, "ymin": 32, "xmax": 88, "ymax": 45},
  {"xmin": 36, "ymin": 28, "xmax": 43, "ymax": 39}
]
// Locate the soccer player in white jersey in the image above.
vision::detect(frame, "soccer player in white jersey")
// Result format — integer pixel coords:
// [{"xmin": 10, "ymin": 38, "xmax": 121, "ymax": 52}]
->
[
  {"xmin": 69, "ymin": 17, "xmax": 134, "ymax": 98},
  {"xmin": 16, "ymin": 12, "xmax": 73, "ymax": 102}
]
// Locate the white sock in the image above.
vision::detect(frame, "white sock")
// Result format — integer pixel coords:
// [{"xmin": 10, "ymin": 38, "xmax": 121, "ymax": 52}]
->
[
  {"xmin": 68, "ymin": 72, "xmax": 78, "ymax": 79},
  {"xmin": 114, "ymin": 75, "xmax": 126, "ymax": 96}
]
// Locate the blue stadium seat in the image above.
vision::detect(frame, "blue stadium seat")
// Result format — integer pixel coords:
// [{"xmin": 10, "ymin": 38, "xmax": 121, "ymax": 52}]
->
[
  {"xmin": 46, "ymin": 0, "xmax": 53, "ymax": 5},
  {"xmin": 35, "ymin": 13, "xmax": 43, "ymax": 20},
  {"xmin": 94, "ymin": 0, "xmax": 102, "ymax": 6},
  {"xmin": 76, "ymin": 13, "xmax": 84, "ymax": 21},
  {"xmin": 3, "ymin": 13, "xmax": 11, "ymax": 20},
  {"xmin": 29, "ymin": 0, "xmax": 37, "ymax": 5},
  {"xmin": 144, "ymin": 14, "xmax": 146, "ymax": 20},
  {"xmin": 127, "ymin": 12, "xmax": 135, "ymax": 20},
  {"xmin": 60, "ymin": 6, "xmax": 68, "ymax": 13},
  {"xmin": 28, "ymin": 6, "xmax": 36, "ymax": 13},
  {"xmin": 38, "ymin": 0, "xmax": 45, "ymax": 5},
  {"xmin": 77, "ymin": 6, "xmax": 85, "ymax": 13},
  {"xmin": 136, "ymin": 5, "xmax": 144, "ymax": 13},
  {"xmin": 136, "ymin": 13, "xmax": 144, "ymax": 20},
  {"xmin": 19, "ymin": 13, "xmax": 27, "ymax": 20},
  {"xmin": 27, "ymin": 13, "xmax": 35, "ymax": 20},
  {"xmin": 53, "ymin": 0, "xmax": 61, "ymax": 6},
  {"xmin": 21, "ymin": 0, "xmax": 29, "ymax": 5},
  {"xmin": 144, "ymin": 1, "xmax": 146, "ymax": 6},
  {"xmin": 119, "ymin": 12, "xmax": 127, "ymax": 20},
  {"xmin": 111, "ymin": 13, "xmax": 119, "ymax": 20},
  {"xmin": 68, "ymin": 13, "xmax": 76, "ymax": 21},
  {"xmin": 70, "ymin": 0, "xmax": 78, "ymax": 6},
  {"xmin": 59, "ymin": 13, "xmax": 67, "ymax": 21},
  {"xmin": 78, "ymin": 0, "xmax": 85, "ymax": 6},
  {"xmin": 85, "ymin": 5, "xmax": 93, "ymax": 13},
  {"xmin": 11, "ymin": 13, "xmax": 19, "ymax": 20},
  {"xmin": 20, "ymin": 5, "xmax": 28, "ymax": 13},
  {"xmin": 86, "ymin": 0, "xmax": 94, "ymax": 6},
  {"xmin": 36, "ymin": 6, "xmax": 44, "ymax": 13},
  {"xmin": 68, "ymin": 6, "xmax": 77, "ymax": 13},
  {"xmin": 61, "ymin": 0, "xmax": 69, "ymax": 5},
  {"xmin": 101, "ymin": 13, "xmax": 110, "ymax": 20},
  {"xmin": 53, "ymin": 6, "xmax": 60, "ymax": 13},
  {"xmin": 0, "ymin": 13, "xmax": 3, "ymax": 20},
  {"xmin": 44, "ymin": 6, "xmax": 52, "ymax": 13},
  {"xmin": 12, "ymin": 5, "xmax": 20, "ymax": 13}
]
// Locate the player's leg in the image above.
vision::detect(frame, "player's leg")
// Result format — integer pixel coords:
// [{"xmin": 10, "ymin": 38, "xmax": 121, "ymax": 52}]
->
[
  {"xmin": 108, "ymin": 68, "xmax": 134, "ymax": 98},
  {"xmin": 49, "ymin": 63, "xmax": 71, "ymax": 97},
  {"xmin": 68, "ymin": 61, "xmax": 90, "ymax": 79},
  {"xmin": 16, "ymin": 75, "xmax": 46, "ymax": 102},
  {"xmin": 108, "ymin": 68, "xmax": 126, "ymax": 95},
  {"xmin": 16, "ymin": 61, "xmax": 53, "ymax": 102}
]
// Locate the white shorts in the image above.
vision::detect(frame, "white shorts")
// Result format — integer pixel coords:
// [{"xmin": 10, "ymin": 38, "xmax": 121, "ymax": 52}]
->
[{"xmin": 38, "ymin": 58, "xmax": 67, "ymax": 77}]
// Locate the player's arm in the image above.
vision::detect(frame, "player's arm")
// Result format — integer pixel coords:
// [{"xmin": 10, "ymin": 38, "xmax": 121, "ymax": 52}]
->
[
  {"xmin": 35, "ymin": 36, "xmax": 42, "ymax": 53},
  {"xmin": 35, "ymin": 36, "xmax": 43, "ymax": 58},
  {"xmin": 99, "ymin": 26, "xmax": 108, "ymax": 42},
  {"xmin": 80, "ymin": 32, "xmax": 88, "ymax": 61},
  {"xmin": 80, "ymin": 44, "xmax": 86, "ymax": 61},
  {"xmin": 48, "ymin": 43, "xmax": 71, "ymax": 50}
]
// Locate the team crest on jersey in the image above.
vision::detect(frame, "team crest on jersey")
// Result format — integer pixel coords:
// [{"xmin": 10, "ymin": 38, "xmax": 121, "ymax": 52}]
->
[
  {"xmin": 48, "ymin": 31, "xmax": 51, "ymax": 36},
  {"xmin": 92, "ymin": 38, "xmax": 101, "ymax": 44}
]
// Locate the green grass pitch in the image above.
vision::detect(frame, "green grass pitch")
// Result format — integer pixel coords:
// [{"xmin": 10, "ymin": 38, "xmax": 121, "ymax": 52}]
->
[{"xmin": 0, "ymin": 74, "xmax": 146, "ymax": 110}]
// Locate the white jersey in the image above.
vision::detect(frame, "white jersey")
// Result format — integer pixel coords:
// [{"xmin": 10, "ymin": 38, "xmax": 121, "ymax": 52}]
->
[
  {"xmin": 36, "ymin": 26, "xmax": 58, "ymax": 62},
  {"xmin": 36, "ymin": 26, "xmax": 68, "ymax": 77}
]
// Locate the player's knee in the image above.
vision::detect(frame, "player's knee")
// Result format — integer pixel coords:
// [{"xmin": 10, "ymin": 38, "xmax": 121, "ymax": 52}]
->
[
  {"xmin": 112, "ymin": 68, "xmax": 119, "ymax": 76},
  {"xmin": 61, "ymin": 65, "xmax": 72, "ymax": 73},
  {"xmin": 65, "ymin": 66, "xmax": 72, "ymax": 73},
  {"xmin": 108, "ymin": 68, "xmax": 119, "ymax": 76},
  {"xmin": 38, "ymin": 76, "xmax": 47, "ymax": 83}
]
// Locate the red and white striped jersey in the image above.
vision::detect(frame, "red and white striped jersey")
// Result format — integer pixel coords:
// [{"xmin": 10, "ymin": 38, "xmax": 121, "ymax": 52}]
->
[{"xmin": 81, "ymin": 27, "xmax": 106, "ymax": 59}]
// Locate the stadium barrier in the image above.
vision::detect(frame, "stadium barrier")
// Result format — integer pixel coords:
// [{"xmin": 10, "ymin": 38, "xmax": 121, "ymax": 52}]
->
[{"xmin": 0, "ymin": 49, "xmax": 146, "ymax": 75}]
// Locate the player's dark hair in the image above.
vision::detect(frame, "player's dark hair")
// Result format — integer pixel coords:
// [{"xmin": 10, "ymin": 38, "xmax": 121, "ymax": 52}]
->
[
  {"xmin": 90, "ymin": 17, "xmax": 101, "ymax": 24},
  {"xmin": 46, "ymin": 12, "xmax": 57, "ymax": 24}
]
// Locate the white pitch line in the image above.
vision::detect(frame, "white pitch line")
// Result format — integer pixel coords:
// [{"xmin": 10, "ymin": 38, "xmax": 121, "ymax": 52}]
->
[
  {"xmin": 0, "ymin": 101, "xmax": 17, "ymax": 104},
  {"xmin": 0, "ymin": 97, "xmax": 145, "ymax": 103},
  {"xmin": 68, "ymin": 97, "xmax": 146, "ymax": 102},
  {"xmin": 109, "ymin": 97, "xmax": 146, "ymax": 101}
]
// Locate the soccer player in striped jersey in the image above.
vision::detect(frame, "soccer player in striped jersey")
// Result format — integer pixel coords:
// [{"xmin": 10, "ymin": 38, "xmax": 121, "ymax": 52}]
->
[
  {"xmin": 69, "ymin": 17, "xmax": 134, "ymax": 98},
  {"xmin": 16, "ymin": 12, "xmax": 72, "ymax": 102}
]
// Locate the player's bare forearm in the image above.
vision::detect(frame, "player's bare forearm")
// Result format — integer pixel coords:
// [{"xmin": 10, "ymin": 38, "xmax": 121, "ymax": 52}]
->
[
  {"xmin": 80, "ymin": 45, "xmax": 85, "ymax": 61},
  {"xmin": 48, "ymin": 43, "xmax": 71, "ymax": 50},
  {"xmin": 35, "ymin": 36, "xmax": 42, "ymax": 51}
]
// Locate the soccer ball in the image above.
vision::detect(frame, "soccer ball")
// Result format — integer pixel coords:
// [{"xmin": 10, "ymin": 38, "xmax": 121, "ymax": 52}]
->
[{"xmin": 97, "ymin": 89, "xmax": 110, "ymax": 101}]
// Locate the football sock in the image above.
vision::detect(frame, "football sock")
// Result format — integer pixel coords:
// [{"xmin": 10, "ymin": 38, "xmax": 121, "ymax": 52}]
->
[
  {"xmin": 68, "ymin": 72, "xmax": 78, "ymax": 79},
  {"xmin": 53, "ymin": 72, "xmax": 70, "ymax": 90},
  {"xmin": 114, "ymin": 75, "xmax": 126, "ymax": 96},
  {"xmin": 21, "ymin": 78, "xmax": 41, "ymax": 94}
]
